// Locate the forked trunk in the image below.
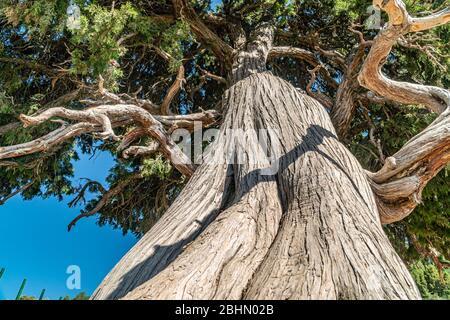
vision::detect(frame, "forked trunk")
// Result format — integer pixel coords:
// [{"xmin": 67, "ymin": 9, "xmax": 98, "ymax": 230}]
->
[{"xmin": 92, "ymin": 26, "xmax": 421, "ymax": 300}]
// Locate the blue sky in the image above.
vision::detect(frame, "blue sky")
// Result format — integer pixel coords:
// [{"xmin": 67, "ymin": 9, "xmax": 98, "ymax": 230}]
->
[
  {"xmin": 0, "ymin": 0, "xmax": 224, "ymax": 301},
  {"xmin": 0, "ymin": 151, "xmax": 138, "ymax": 300}
]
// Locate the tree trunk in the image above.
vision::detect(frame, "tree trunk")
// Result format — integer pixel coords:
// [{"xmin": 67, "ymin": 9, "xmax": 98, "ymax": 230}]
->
[{"xmin": 92, "ymin": 26, "xmax": 421, "ymax": 300}]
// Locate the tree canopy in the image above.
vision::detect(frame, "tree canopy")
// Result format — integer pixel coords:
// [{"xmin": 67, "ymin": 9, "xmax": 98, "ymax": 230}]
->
[{"xmin": 0, "ymin": 0, "xmax": 449, "ymax": 294}]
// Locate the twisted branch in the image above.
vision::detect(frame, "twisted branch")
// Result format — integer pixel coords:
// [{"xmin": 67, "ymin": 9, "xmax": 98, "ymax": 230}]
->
[
  {"xmin": 0, "ymin": 104, "xmax": 220, "ymax": 177},
  {"xmin": 359, "ymin": 0, "xmax": 450, "ymax": 224}
]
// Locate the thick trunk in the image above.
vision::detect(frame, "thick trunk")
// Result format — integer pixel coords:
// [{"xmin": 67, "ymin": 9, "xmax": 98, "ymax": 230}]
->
[
  {"xmin": 92, "ymin": 71, "xmax": 420, "ymax": 300},
  {"xmin": 92, "ymin": 26, "xmax": 420, "ymax": 300}
]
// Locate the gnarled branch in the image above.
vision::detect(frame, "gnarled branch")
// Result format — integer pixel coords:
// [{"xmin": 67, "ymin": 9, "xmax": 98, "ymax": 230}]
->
[
  {"xmin": 268, "ymin": 46, "xmax": 318, "ymax": 66},
  {"xmin": 122, "ymin": 142, "xmax": 160, "ymax": 159},
  {"xmin": 359, "ymin": 0, "xmax": 450, "ymax": 224},
  {"xmin": 359, "ymin": 0, "xmax": 450, "ymax": 114},
  {"xmin": 268, "ymin": 46, "xmax": 338, "ymax": 90},
  {"xmin": 0, "ymin": 104, "xmax": 200, "ymax": 177},
  {"xmin": 306, "ymin": 65, "xmax": 333, "ymax": 110},
  {"xmin": 410, "ymin": 6, "xmax": 450, "ymax": 32}
]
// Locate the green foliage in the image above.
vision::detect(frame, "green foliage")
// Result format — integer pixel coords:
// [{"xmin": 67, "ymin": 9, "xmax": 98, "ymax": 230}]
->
[
  {"xmin": 62, "ymin": 292, "xmax": 90, "ymax": 300},
  {"xmin": 410, "ymin": 261, "xmax": 450, "ymax": 299},
  {"xmin": 407, "ymin": 167, "xmax": 450, "ymax": 259},
  {"xmin": 333, "ymin": 0, "xmax": 361, "ymax": 19},
  {"xmin": 142, "ymin": 155, "xmax": 173, "ymax": 180},
  {"xmin": 67, "ymin": 2, "xmax": 193, "ymax": 82},
  {"xmin": 0, "ymin": 91, "xmax": 14, "ymax": 115},
  {"xmin": 160, "ymin": 21, "xmax": 192, "ymax": 71},
  {"xmin": 1, "ymin": 0, "xmax": 66, "ymax": 36},
  {"xmin": 69, "ymin": 3, "xmax": 138, "ymax": 76}
]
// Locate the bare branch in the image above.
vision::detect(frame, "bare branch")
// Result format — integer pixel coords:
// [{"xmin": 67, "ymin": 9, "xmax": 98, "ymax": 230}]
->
[
  {"xmin": 359, "ymin": 0, "xmax": 450, "ymax": 114},
  {"xmin": 410, "ymin": 6, "xmax": 450, "ymax": 32},
  {"xmin": 19, "ymin": 108, "xmax": 120, "ymax": 141},
  {"xmin": 0, "ymin": 122, "xmax": 98, "ymax": 159},
  {"xmin": 306, "ymin": 65, "xmax": 333, "ymax": 110},
  {"xmin": 314, "ymin": 46, "xmax": 347, "ymax": 70},
  {"xmin": 160, "ymin": 65, "xmax": 186, "ymax": 115},
  {"xmin": 68, "ymin": 172, "xmax": 143, "ymax": 231},
  {"xmin": 0, "ymin": 181, "xmax": 33, "ymax": 206},
  {"xmin": 360, "ymin": 0, "xmax": 450, "ymax": 224},
  {"xmin": 0, "ymin": 89, "xmax": 83, "ymax": 137},
  {"xmin": 154, "ymin": 110, "xmax": 219, "ymax": 131},
  {"xmin": 1, "ymin": 102, "xmax": 201, "ymax": 177},
  {"xmin": 268, "ymin": 46, "xmax": 319, "ymax": 66},
  {"xmin": 117, "ymin": 127, "xmax": 147, "ymax": 152},
  {"xmin": 196, "ymin": 65, "xmax": 228, "ymax": 85},
  {"xmin": 123, "ymin": 141, "xmax": 160, "ymax": 159},
  {"xmin": 269, "ymin": 46, "xmax": 338, "ymax": 89}
]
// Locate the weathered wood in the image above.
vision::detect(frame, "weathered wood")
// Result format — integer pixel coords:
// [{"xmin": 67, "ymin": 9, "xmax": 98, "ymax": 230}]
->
[
  {"xmin": 89, "ymin": 19, "xmax": 425, "ymax": 300},
  {"xmin": 359, "ymin": 0, "xmax": 450, "ymax": 223},
  {"xmin": 0, "ymin": 105, "xmax": 219, "ymax": 178},
  {"xmin": 4, "ymin": 3, "xmax": 448, "ymax": 299},
  {"xmin": 116, "ymin": 71, "xmax": 420, "ymax": 300}
]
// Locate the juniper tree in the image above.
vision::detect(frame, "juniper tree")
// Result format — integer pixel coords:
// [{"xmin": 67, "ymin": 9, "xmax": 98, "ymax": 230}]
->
[{"xmin": 0, "ymin": 0, "xmax": 449, "ymax": 299}]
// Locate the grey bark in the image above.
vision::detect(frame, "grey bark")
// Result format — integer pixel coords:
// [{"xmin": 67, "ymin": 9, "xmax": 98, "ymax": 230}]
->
[{"xmin": 92, "ymin": 24, "xmax": 420, "ymax": 299}]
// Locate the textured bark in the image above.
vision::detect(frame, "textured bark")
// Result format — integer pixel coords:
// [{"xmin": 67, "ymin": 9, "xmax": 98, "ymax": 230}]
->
[
  {"xmin": 2, "ymin": 0, "xmax": 446, "ymax": 300},
  {"xmin": 92, "ymin": 128, "xmax": 234, "ymax": 299},
  {"xmin": 0, "ymin": 105, "xmax": 218, "ymax": 178},
  {"xmin": 330, "ymin": 41, "xmax": 369, "ymax": 139},
  {"xmin": 92, "ymin": 71, "xmax": 420, "ymax": 300},
  {"xmin": 90, "ymin": 20, "xmax": 422, "ymax": 300}
]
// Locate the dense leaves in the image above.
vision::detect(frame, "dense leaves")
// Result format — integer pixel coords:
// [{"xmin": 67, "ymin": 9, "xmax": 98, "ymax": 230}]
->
[{"xmin": 410, "ymin": 260, "xmax": 450, "ymax": 299}]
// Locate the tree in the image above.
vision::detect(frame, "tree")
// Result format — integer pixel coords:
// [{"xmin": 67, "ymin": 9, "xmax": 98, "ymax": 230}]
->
[
  {"xmin": 63, "ymin": 292, "xmax": 90, "ymax": 300},
  {"xmin": 0, "ymin": 0, "xmax": 449, "ymax": 299},
  {"xmin": 18, "ymin": 292, "xmax": 89, "ymax": 300},
  {"xmin": 410, "ymin": 261, "xmax": 450, "ymax": 300}
]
